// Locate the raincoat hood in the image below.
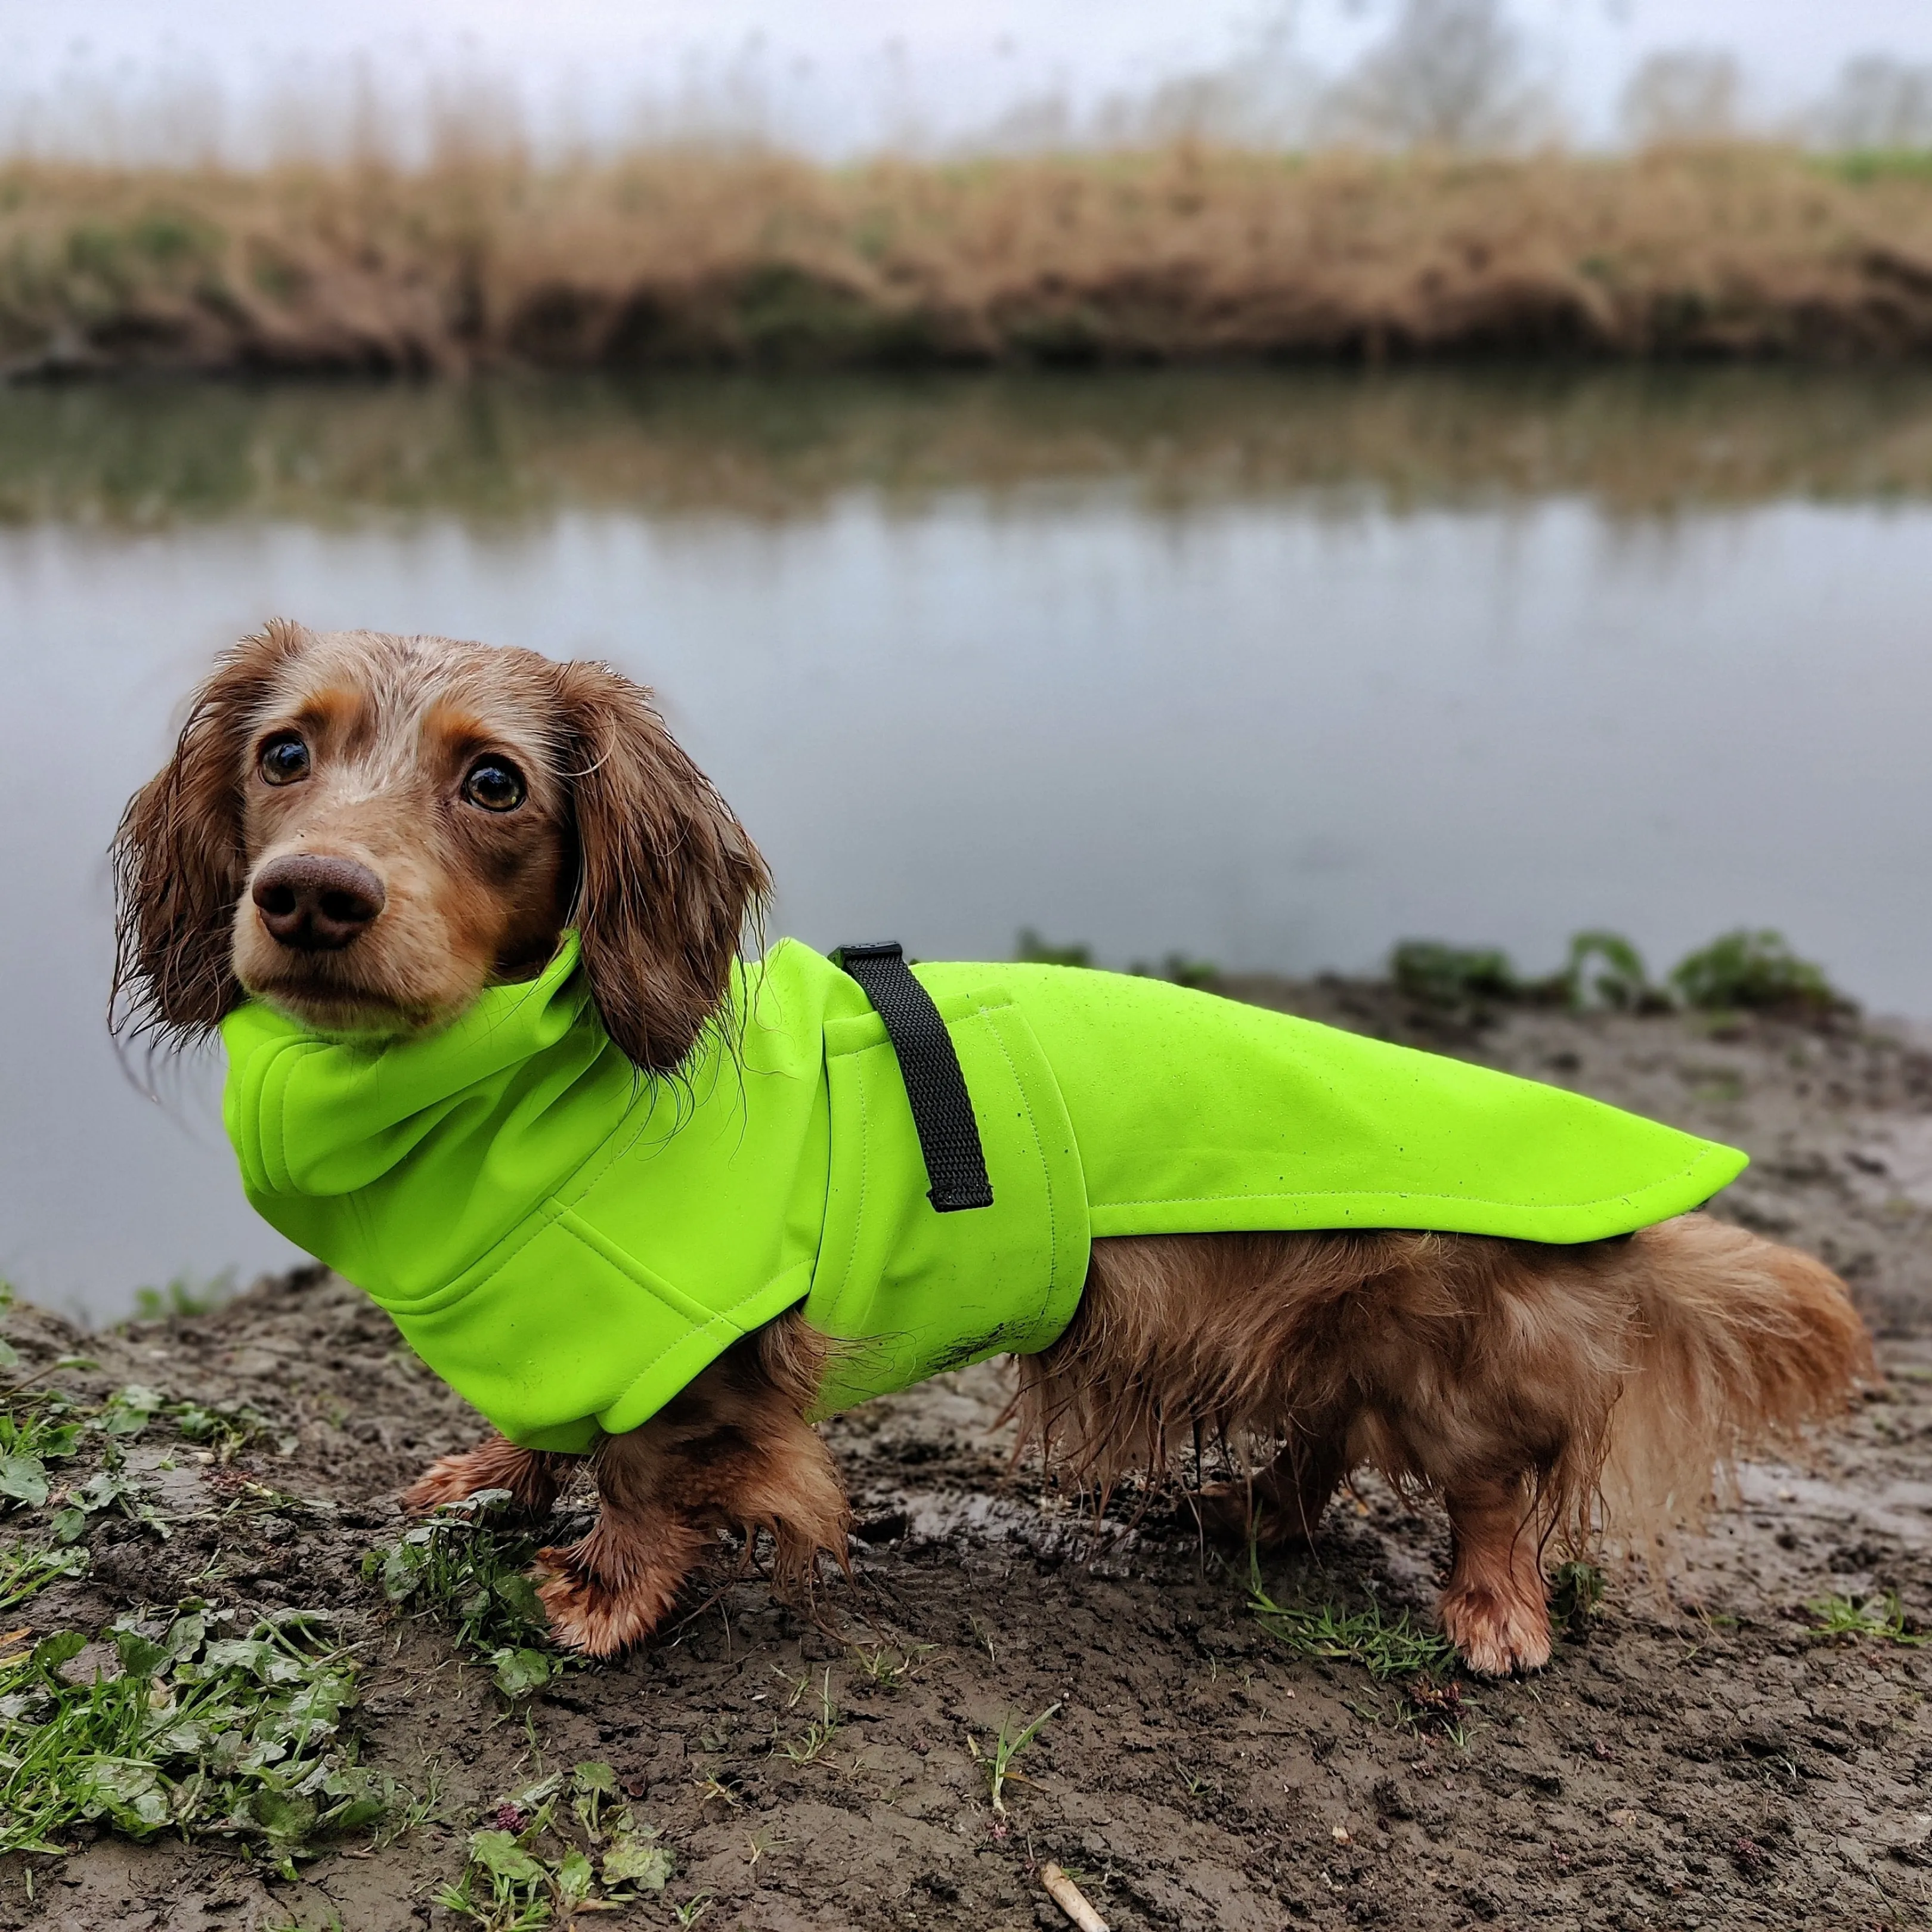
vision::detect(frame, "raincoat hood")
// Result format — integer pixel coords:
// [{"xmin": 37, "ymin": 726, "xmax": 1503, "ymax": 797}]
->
[{"xmin": 224, "ymin": 936, "xmax": 1747, "ymax": 1451}]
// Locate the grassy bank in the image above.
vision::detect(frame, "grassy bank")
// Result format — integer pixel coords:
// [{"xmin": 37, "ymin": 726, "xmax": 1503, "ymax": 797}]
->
[{"xmin": 7, "ymin": 144, "xmax": 1932, "ymax": 377}]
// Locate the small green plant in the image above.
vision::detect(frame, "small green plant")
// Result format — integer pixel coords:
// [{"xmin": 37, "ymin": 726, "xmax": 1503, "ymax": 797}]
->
[
  {"xmin": 770, "ymin": 1665, "xmax": 840, "ymax": 1764},
  {"xmin": 435, "ymin": 1763, "xmax": 672, "ymax": 1930},
  {"xmin": 976, "ymin": 1702, "xmax": 1058, "ymax": 1815},
  {"xmin": 1249, "ymin": 1552, "xmax": 1456, "ymax": 1682},
  {"xmin": 1670, "ymin": 929, "xmax": 1848, "ymax": 1016},
  {"xmin": 0, "ymin": 1605, "xmax": 385, "ymax": 1866},
  {"xmin": 1390, "ymin": 940, "xmax": 1519, "ymax": 1010},
  {"xmin": 1015, "ymin": 928, "xmax": 1093, "ymax": 968},
  {"xmin": 1808, "ymin": 1592, "xmax": 1926, "ymax": 1646},
  {"xmin": 132, "ymin": 1272, "xmax": 237, "ymax": 1322},
  {"xmin": 671, "ymin": 1897, "xmax": 714, "ymax": 1928},
  {"xmin": 1550, "ymin": 1559, "xmax": 1606, "ymax": 1634},
  {"xmin": 849, "ymin": 1640, "xmax": 933, "ymax": 1689},
  {"xmin": 1563, "ymin": 931, "xmax": 1662, "ymax": 1013},
  {"xmin": 365, "ymin": 1492, "xmax": 566, "ymax": 1698}
]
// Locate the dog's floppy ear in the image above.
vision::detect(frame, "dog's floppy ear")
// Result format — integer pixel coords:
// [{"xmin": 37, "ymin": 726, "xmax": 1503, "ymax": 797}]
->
[
  {"xmin": 553, "ymin": 659, "xmax": 770, "ymax": 1072},
  {"xmin": 110, "ymin": 619, "xmax": 311, "ymax": 1042}
]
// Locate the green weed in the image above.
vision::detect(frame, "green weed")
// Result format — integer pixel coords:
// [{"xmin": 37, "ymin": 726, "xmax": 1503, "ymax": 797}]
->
[
  {"xmin": 435, "ymin": 1763, "xmax": 672, "ymax": 1930},
  {"xmin": 1550, "ymin": 1559, "xmax": 1606, "ymax": 1635},
  {"xmin": 1564, "ymin": 930, "xmax": 1665, "ymax": 1013},
  {"xmin": 974, "ymin": 1702, "xmax": 1058, "ymax": 1815},
  {"xmin": 1808, "ymin": 1592, "xmax": 1927, "ymax": 1646},
  {"xmin": 1670, "ymin": 928, "xmax": 1849, "ymax": 1016},
  {"xmin": 0, "ymin": 1605, "xmax": 385, "ymax": 1867},
  {"xmin": 364, "ymin": 1492, "xmax": 567, "ymax": 1698},
  {"xmin": 849, "ymin": 1640, "xmax": 933, "ymax": 1689}
]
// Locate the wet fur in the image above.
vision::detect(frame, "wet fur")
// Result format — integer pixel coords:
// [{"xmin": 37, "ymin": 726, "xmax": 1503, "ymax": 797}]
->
[{"xmin": 114, "ymin": 622, "xmax": 1875, "ymax": 1674}]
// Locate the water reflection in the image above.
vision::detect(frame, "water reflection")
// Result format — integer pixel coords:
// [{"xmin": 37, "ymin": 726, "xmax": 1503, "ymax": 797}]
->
[
  {"xmin": 11, "ymin": 366, "xmax": 1932, "ymax": 526},
  {"xmin": 5, "ymin": 369, "xmax": 1930, "ymax": 1319}
]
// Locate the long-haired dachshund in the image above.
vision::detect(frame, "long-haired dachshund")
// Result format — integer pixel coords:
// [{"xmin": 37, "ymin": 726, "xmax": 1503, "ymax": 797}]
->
[{"xmin": 112, "ymin": 621, "xmax": 1872, "ymax": 1677}]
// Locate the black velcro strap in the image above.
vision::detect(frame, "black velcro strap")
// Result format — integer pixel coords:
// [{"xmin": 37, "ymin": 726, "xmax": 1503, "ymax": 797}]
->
[{"xmin": 834, "ymin": 942, "xmax": 994, "ymax": 1213}]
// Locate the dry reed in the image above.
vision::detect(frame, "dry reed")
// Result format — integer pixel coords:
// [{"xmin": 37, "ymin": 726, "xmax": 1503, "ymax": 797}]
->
[{"xmin": 5, "ymin": 144, "xmax": 1932, "ymax": 377}]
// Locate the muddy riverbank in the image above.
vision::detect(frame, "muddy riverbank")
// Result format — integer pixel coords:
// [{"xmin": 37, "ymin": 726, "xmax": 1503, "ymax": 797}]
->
[{"xmin": 5, "ymin": 979, "xmax": 1931, "ymax": 1930}]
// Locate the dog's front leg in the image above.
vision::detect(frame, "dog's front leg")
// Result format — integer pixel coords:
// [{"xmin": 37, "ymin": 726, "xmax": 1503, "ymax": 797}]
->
[
  {"xmin": 405, "ymin": 1433, "xmax": 577, "ymax": 1517},
  {"xmin": 1436, "ymin": 1475, "xmax": 1552, "ymax": 1677},
  {"xmin": 534, "ymin": 1397, "xmax": 852, "ymax": 1658}
]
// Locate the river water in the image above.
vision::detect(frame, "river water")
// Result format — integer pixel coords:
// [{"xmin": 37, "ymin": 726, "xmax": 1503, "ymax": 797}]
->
[{"xmin": 6, "ymin": 369, "xmax": 1932, "ymax": 1320}]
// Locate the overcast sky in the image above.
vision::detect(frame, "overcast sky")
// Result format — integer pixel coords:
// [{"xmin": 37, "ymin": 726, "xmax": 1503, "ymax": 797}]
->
[{"xmin": 5, "ymin": 0, "xmax": 1932, "ymax": 153}]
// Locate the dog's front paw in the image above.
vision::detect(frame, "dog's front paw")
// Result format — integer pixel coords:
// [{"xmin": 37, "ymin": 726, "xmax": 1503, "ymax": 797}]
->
[
  {"xmin": 1437, "ymin": 1583, "xmax": 1553, "ymax": 1678},
  {"xmin": 403, "ymin": 1451, "xmax": 497, "ymax": 1514},
  {"xmin": 404, "ymin": 1437, "xmax": 566, "ymax": 1517},
  {"xmin": 531, "ymin": 1543, "xmax": 682, "ymax": 1657}
]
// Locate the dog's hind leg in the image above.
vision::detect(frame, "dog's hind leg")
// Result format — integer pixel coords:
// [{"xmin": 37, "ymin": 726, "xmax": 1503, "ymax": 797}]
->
[
  {"xmin": 1196, "ymin": 1415, "xmax": 1352, "ymax": 1549},
  {"xmin": 404, "ymin": 1435, "xmax": 576, "ymax": 1517}
]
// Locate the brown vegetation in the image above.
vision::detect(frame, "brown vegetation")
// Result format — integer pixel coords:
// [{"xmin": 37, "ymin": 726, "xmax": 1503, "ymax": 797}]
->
[{"xmin": 8, "ymin": 144, "xmax": 1932, "ymax": 377}]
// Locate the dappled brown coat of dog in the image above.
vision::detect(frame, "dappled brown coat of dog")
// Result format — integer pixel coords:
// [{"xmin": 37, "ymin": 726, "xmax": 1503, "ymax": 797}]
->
[{"xmin": 112, "ymin": 620, "xmax": 1874, "ymax": 1676}]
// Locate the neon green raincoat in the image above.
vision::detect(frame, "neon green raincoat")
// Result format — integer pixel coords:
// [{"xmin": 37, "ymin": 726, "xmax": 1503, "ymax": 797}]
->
[{"xmin": 222, "ymin": 936, "xmax": 1746, "ymax": 1451}]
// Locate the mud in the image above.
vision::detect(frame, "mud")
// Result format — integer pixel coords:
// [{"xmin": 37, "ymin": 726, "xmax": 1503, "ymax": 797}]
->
[{"xmin": 6, "ymin": 985, "xmax": 1932, "ymax": 1931}]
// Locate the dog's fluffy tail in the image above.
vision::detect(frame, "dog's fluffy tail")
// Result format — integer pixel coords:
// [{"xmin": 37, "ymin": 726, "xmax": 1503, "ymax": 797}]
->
[{"xmin": 1593, "ymin": 1215, "xmax": 1873, "ymax": 1563}]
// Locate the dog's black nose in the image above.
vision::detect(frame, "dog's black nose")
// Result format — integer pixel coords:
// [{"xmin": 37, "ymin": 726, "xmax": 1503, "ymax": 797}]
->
[{"xmin": 251, "ymin": 854, "xmax": 386, "ymax": 952}]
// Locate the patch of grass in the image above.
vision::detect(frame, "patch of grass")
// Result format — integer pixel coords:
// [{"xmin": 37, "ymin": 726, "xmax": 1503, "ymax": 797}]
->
[
  {"xmin": 131, "ymin": 1272, "xmax": 237, "ymax": 1322},
  {"xmin": 365, "ymin": 1491, "xmax": 568, "ymax": 1699},
  {"xmin": 1808, "ymin": 1592, "xmax": 1927, "ymax": 1646},
  {"xmin": 0, "ymin": 1380, "xmax": 178, "ymax": 1549},
  {"xmin": 1390, "ymin": 939, "xmax": 1524, "ymax": 1010},
  {"xmin": 1670, "ymin": 928, "xmax": 1850, "ymax": 1016},
  {"xmin": 435, "ymin": 1762, "xmax": 672, "ymax": 1930},
  {"xmin": 0, "ymin": 1605, "xmax": 385, "ymax": 1869},
  {"xmin": 973, "ymin": 1702, "xmax": 1058, "ymax": 1815},
  {"xmin": 1249, "ymin": 1557, "xmax": 1457, "ymax": 1683}
]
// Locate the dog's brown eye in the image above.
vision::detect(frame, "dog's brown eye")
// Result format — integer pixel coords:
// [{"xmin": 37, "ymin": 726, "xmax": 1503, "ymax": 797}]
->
[
  {"xmin": 258, "ymin": 734, "xmax": 310, "ymax": 786},
  {"xmin": 463, "ymin": 758, "xmax": 526, "ymax": 812}
]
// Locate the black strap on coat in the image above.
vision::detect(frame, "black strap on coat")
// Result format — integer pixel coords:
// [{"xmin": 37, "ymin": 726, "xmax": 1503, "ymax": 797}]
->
[{"xmin": 833, "ymin": 942, "xmax": 995, "ymax": 1213}]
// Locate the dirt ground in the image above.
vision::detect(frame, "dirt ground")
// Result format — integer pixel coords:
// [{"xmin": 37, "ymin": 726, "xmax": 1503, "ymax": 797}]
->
[{"xmin": 5, "ymin": 981, "xmax": 1932, "ymax": 1932}]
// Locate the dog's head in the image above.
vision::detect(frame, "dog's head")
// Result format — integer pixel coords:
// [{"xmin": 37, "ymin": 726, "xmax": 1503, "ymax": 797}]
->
[{"xmin": 112, "ymin": 620, "xmax": 769, "ymax": 1069}]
